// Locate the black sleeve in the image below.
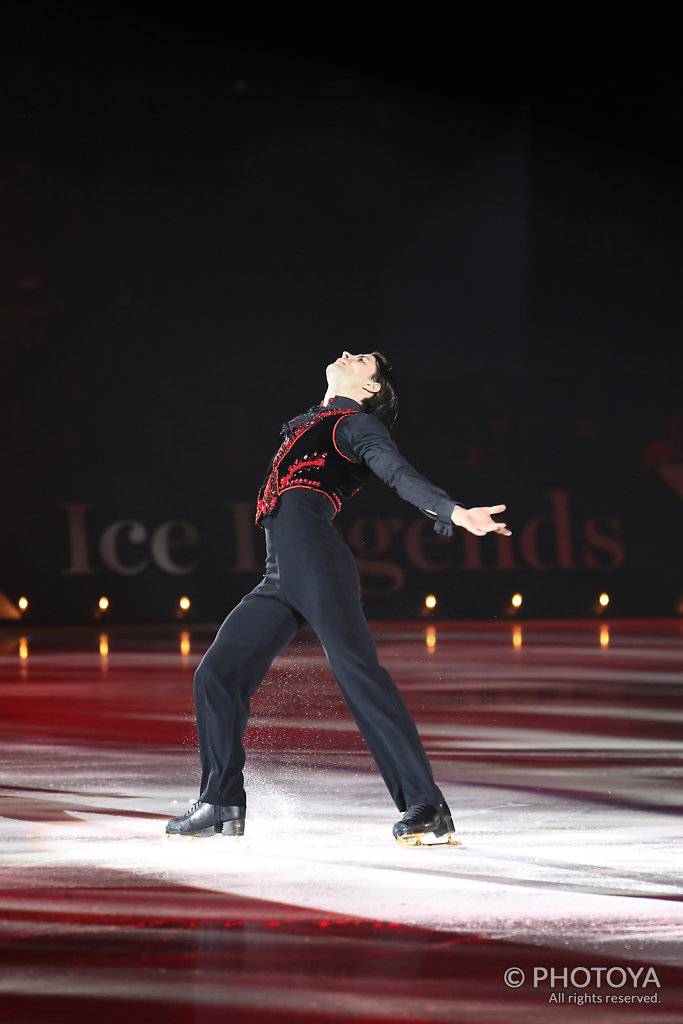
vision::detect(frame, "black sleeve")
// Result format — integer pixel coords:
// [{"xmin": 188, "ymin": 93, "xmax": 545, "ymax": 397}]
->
[{"xmin": 337, "ymin": 413, "xmax": 461, "ymax": 536}]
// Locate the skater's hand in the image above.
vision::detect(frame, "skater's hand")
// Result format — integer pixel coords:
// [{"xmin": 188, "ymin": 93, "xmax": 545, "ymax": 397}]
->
[{"xmin": 451, "ymin": 504, "xmax": 511, "ymax": 537}]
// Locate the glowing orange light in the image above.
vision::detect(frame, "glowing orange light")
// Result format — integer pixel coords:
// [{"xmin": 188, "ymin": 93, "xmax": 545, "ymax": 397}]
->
[
  {"xmin": 179, "ymin": 596, "xmax": 191, "ymax": 611},
  {"xmin": 512, "ymin": 624, "xmax": 522, "ymax": 648},
  {"xmin": 99, "ymin": 634, "xmax": 109, "ymax": 657},
  {"xmin": 18, "ymin": 597, "xmax": 28, "ymax": 611},
  {"xmin": 425, "ymin": 625, "xmax": 436, "ymax": 650},
  {"xmin": 600, "ymin": 625, "xmax": 610, "ymax": 647},
  {"xmin": 425, "ymin": 595, "xmax": 437, "ymax": 609},
  {"xmin": 19, "ymin": 638, "xmax": 28, "ymax": 660},
  {"xmin": 599, "ymin": 592, "xmax": 610, "ymax": 607},
  {"xmin": 180, "ymin": 631, "xmax": 191, "ymax": 656},
  {"xmin": 511, "ymin": 593, "xmax": 522, "ymax": 608},
  {"xmin": 98, "ymin": 596, "xmax": 109, "ymax": 611}
]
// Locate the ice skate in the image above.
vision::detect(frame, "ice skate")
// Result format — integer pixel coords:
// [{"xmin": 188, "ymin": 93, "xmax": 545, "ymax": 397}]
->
[
  {"xmin": 166, "ymin": 801, "xmax": 245, "ymax": 839},
  {"xmin": 392, "ymin": 801, "xmax": 461, "ymax": 847}
]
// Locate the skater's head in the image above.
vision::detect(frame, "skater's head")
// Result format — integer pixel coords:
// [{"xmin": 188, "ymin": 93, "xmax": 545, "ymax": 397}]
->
[
  {"xmin": 325, "ymin": 351, "xmax": 398, "ymax": 428},
  {"xmin": 361, "ymin": 351, "xmax": 398, "ymax": 428}
]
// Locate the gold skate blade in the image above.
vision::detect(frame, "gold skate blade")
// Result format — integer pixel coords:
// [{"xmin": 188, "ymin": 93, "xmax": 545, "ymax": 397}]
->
[
  {"xmin": 164, "ymin": 830, "xmax": 215, "ymax": 840},
  {"xmin": 165, "ymin": 831, "xmax": 246, "ymax": 843},
  {"xmin": 396, "ymin": 831, "xmax": 461, "ymax": 848}
]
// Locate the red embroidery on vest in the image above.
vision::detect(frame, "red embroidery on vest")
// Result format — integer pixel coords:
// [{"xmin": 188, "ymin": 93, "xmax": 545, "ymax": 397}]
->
[
  {"xmin": 279, "ymin": 455, "xmax": 326, "ymax": 490},
  {"xmin": 256, "ymin": 409, "xmax": 360, "ymax": 524}
]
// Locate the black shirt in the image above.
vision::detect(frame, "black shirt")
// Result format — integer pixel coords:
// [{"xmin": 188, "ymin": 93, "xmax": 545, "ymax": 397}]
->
[{"xmin": 282, "ymin": 396, "xmax": 460, "ymax": 536}]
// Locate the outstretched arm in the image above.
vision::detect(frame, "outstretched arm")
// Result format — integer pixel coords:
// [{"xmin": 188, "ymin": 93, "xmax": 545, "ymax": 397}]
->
[
  {"xmin": 338, "ymin": 413, "xmax": 512, "ymax": 538},
  {"xmin": 451, "ymin": 503, "xmax": 511, "ymax": 537}
]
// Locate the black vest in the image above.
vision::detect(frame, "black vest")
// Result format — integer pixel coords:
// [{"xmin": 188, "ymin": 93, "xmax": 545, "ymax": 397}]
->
[{"xmin": 255, "ymin": 408, "xmax": 370, "ymax": 526}]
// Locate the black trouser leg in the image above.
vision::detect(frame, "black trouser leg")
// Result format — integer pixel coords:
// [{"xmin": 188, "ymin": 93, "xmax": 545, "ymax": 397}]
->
[
  {"xmin": 272, "ymin": 493, "xmax": 443, "ymax": 812},
  {"xmin": 194, "ymin": 577, "xmax": 301, "ymax": 806},
  {"xmin": 310, "ymin": 598, "xmax": 443, "ymax": 811}
]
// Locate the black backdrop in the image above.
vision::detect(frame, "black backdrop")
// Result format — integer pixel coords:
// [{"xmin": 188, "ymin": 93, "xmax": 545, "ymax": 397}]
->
[{"xmin": 2, "ymin": 3, "xmax": 681, "ymax": 623}]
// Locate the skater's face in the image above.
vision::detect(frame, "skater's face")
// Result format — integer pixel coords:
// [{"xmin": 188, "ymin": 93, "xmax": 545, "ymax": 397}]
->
[{"xmin": 326, "ymin": 352, "xmax": 381, "ymax": 403}]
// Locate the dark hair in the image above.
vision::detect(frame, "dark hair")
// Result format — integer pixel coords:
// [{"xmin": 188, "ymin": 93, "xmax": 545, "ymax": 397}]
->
[{"xmin": 361, "ymin": 351, "xmax": 398, "ymax": 428}]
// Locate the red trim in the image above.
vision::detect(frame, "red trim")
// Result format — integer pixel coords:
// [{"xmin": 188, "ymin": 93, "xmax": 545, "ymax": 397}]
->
[
  {"xmin": 332, "ymin": 413, "xmax": 358, "ymax": 463},
  {"xmin": 277, "ymin": 484, "xmax": 341, "ymax": 515}
]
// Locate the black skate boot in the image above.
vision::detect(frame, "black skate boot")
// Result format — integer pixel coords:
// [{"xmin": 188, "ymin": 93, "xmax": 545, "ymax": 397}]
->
[
  {"xmin": 166, "ymin": 801, "xmax": 246, "ymax": 839},
  {"xmin": 392, "ymin": 801, "xmax": 460, "ymax": 847}
]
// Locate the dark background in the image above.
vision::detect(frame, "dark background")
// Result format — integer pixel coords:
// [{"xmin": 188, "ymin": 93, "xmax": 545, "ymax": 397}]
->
[{"xmin": 1, "ymin": 2, "xmax": 682, "ymax": 622}]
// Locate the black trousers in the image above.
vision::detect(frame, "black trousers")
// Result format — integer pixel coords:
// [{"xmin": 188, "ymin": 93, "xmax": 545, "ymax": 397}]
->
[{"xmin": 194, "ymin": 488, "xmax": 444, "ymax": 812}]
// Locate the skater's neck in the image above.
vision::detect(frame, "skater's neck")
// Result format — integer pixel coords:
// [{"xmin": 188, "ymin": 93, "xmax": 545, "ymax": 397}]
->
[{"xmin": 321, "ymin": 391, "xmax": 362, "ymax": 409}]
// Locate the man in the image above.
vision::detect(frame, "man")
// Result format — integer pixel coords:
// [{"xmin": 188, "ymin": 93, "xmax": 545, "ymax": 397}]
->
[{"xmin": 167, "ymin": 352, "xmax": 511, "ymax": 845}]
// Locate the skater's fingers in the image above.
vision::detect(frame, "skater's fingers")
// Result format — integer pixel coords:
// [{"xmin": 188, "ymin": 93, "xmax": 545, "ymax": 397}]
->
[{"xmin": 488, "ymin": 504, "xmax": 507, "ymax": 514}]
